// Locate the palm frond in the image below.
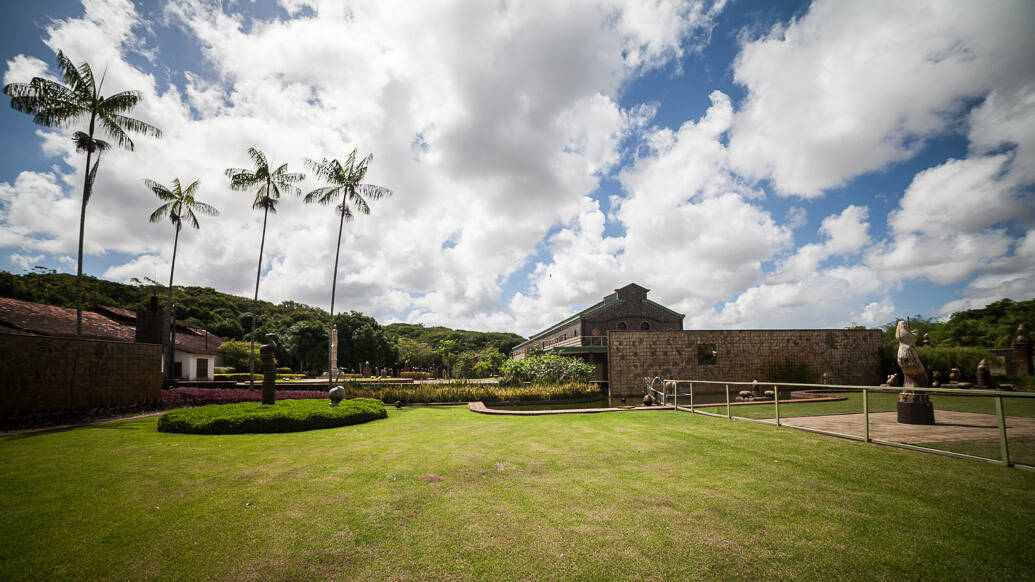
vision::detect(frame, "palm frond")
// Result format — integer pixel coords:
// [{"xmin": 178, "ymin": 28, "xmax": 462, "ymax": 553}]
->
[
  {"xmin": 105, "ymin": 112, "xmax": 162, "ymax": 140},
  {"xmin": 99, "ymin": 117, "xmax": 134, "ymax": 150},
  {"xmin": 337, "ymin": 203, "xmax": 355, "ymax": 222},
  {"xmin": 247, "ymin": 148, "xmax": 268, "ymax": 172},
  {"xmin": 55, "ymin": 51, "xmax": 85, "ymax": 92},
  {"xmin": 149, "ymin": 202, "xmax": 172, "ymax": 223},
  {"xmin": 304, "ymin": 186, "xmax": 340, "ymax": 205},
  {"xmin": 192, "ymin": 200, "xmax": 219, "ymax": 217},
  {"xmin": 358, "ymin": 183, "xmax": 392, "ymax": 201},
  {"xmin": 97, "ymin": 90, "xmax": 142, "ymax": 114}
]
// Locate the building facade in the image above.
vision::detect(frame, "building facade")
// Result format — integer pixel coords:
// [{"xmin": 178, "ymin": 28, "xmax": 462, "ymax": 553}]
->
[{"xmin": 511, "ymin": 283, "xmax": 684, "ymax": 380}]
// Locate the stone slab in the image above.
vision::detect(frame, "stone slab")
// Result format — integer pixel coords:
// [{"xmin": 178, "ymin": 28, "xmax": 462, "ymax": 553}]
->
[{"xmin": 772, "ymin": 410, "xmax": 1035, "ymax": 443}]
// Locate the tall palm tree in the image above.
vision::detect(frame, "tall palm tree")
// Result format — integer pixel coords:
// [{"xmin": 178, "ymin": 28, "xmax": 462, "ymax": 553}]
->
[
  {"xmin": 146, "ymin": 178, "xmax": 219, "ymax": 382},
  {"xmin": 304, "ymin": 149, "xmax": 392, "ymax": 389},
  {"xmin": 226, "ymin": 148, "xmax": 303, "ymax": 391},
  {"xmin": 3, "ymin": 50, "xmax": 162, "ymax": 336}
]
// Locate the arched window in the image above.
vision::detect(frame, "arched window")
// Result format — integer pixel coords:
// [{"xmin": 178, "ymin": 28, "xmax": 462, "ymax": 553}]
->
[
  {"xmin": 616, "ymin": 322, "xmax": 627, "ymax": 331},
  {"xmin": 640, "ymin": 321, "xmax": 651, "ymax": 331}
]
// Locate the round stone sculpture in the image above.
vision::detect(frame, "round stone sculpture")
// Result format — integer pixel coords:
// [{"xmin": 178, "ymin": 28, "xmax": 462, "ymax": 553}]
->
[{"xmin": 328, "ymin": 385, "xmax": 346, "ymax": 407}]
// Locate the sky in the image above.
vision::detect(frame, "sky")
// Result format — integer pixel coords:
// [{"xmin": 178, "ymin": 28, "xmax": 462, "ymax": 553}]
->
[{"xmin": 0, "ymin": 0, "xmax": 1033, "ymax": 337}]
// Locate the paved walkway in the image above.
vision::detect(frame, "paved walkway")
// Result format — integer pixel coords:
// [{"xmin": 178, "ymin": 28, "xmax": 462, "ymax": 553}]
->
[{"xmin": 772, "ymin": 410, "xmax": 1035, "ymax": 443}]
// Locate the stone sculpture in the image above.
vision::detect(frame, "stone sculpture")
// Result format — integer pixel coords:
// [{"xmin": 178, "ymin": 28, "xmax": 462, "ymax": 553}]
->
[
  {"xmin": 260, "ymin": 333, "xmax": 278, "ymax": 405},
  {"xmin": 895, "ymin": 321, "xmax": 933, "ymax": 424},
  {"xmin": 975, "ymin": 358, "xmax": 992, "ymax": 389},
  {"xmin": 328, "ymin": 385, "xmax": 345, "ymax": 407}
]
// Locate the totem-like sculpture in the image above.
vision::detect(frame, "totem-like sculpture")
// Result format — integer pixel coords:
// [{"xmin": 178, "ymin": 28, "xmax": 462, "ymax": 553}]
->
[
  {"xmin": 260, "ymin": 333, "xmax": 278, "ymax": 405},
  {"xmin": 895, "ymin": 321, "xmax": 934, "ymax": 424}
]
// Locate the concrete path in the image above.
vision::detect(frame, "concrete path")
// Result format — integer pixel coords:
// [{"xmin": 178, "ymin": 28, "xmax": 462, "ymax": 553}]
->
[{"xmin": 771, "ymin": 410, "xmax": 1035, "ymax": 443}]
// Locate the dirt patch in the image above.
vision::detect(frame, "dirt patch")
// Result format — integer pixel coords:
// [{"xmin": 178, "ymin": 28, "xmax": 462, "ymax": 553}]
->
[{"xmin": 419, "ymin": 474, "xmax": 444, "ymax": 483}]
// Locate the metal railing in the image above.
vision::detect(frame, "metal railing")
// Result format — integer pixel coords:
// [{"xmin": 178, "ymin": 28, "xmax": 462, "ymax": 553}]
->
[{"xmin": 649, "ymin": 379, "xmax": 1035, "ymax": 471}]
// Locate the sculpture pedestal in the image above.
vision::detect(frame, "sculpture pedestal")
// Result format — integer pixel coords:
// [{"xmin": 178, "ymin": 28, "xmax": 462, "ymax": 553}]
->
[{"xmin": 897, "ymin": 392, "xmax": 934, "ymax": 425}]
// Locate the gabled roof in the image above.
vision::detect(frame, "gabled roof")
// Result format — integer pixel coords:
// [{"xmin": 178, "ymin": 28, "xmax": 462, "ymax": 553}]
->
[
  {"xmin": 0, "ymin": 297, "xmax": 223, "ymax": 354},
  {"xmin": 512, "ymin": 283, "xmax": 684, "ymax": 351}
]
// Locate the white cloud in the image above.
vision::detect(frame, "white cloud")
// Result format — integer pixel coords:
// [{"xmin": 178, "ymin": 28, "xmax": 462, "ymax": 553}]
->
[
  {"xmin": 2, "ymin": 55, "xmax": 51, "ymax": 87},
  {"xmin": 728, "ymin": 0, "xmax": 1035, "ymax": 197}
]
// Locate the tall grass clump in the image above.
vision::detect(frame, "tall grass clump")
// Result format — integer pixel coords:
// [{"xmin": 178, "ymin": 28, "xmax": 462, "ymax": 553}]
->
[
  {"xmin": 498, "ymin": 354, "xmax": 594, "ymax": 386},
  {"xmin": 341, "ymin": 380, "xmax": 597, "ymax": 404}
]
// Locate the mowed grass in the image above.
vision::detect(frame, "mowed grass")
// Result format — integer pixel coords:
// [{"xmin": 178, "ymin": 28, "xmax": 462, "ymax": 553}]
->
[
  {"xmin": 2, "ymin": 406, "xmax": 1034, "ymax": 581},
  {"xmin": 694, "ymin": 391, "xmax": 1035, "ymax": 419}
]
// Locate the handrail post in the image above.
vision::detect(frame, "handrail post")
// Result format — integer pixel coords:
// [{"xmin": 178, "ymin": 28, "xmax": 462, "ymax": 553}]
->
[
  {"xmin": 774, "ymin": 384, "xmax": 780, "ymax": 427},
  {"xmin": 995, "ymin": 395, "xmax": 1011, "ymax": 467},
  {"xmin": 689, "ymin": 382, "xmax": 694, "ymax": 414},
  {"xmin": 725, "ymin": 384, "xmax": 731, "ymax": 419},
  {"xmin": 863, "ymin": 388, "xmax": 870, "ymax": 443},
  {"xmin": 673, "ymin": 381, "xmax": 677, "ymax": 409}
]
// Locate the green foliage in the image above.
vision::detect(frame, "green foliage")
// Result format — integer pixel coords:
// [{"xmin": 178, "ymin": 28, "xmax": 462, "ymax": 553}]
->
[
  {"xmin": 156, "ymin": 398, "xmax": 386, "ymax": 434},
  {"xmin": 880, "ymin": 298, "xmax": 1035, "ymax": 350},
  {"xmin": 916, "ymin": 346, "xmax": 1001, "ymax": 382},
  {"xmin": 213, "ymin": 367, "xmax": 234, "ymax": 374},
  {"xmin": 499, "ymin": 354, "xmax": 595, "ymax": 386},
  {"xmin": 385, "ymin": 322, "xmax": 524, "ymax": 354},
  {"xmin": 217, "ymin": 339, "xmax": 262, "ymax": 372},
  {"xmin": 281, "ymin": 320, "xmax": 328, "ymax": 374},
  {"xmin": 212, "ymin": 373, "xmax": 306, "ymax": 381},
  {"xmin": 333, "ymin": 311, "xmax": 397, "ymax": 370},
  {"xmin": 342, "ymin": 381, "xmax": 598, "ymax": 404}
]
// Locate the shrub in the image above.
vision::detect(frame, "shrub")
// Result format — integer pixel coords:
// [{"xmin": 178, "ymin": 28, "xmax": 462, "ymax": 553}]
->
[
  {"xmin": 916, "ymin": 346, "xmax": 1001, "ymax": 382},
  {"xmin": 212, "ymin": 373, "xmax": 308, "ymax": 381},
  {"xmin": 276, "ymin": 367, "xmax": 293, "ymax": 374},
  {"xmin": 156, "ymin": 398, "xmax": 387, "ymax": 434},
  {"xmin": 341, "ymin": 380, "xmax": 598, "ymax": 404},
  {"xmin": 498, "ymin": 355, "xmax": 594, "ymax": 386},
  {"xmin": 213, "ymin": 366, "xmax": 235, "ymax": 374},
  {"xmin": 401, "ymin": 371, "xmax": 432, "ymax": 380}
]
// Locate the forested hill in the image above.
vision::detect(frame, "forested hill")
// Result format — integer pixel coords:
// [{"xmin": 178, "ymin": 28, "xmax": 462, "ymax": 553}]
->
[
  {"xmin": 384, "ymin": 323, "xmax": 524, "ymax": 354},
  {"xmin": 893, "ymin": 298, "xmax": 1035, "ymax": 348},
  {"xmin": 0, "ymin": 270, "xmax": 524, "ymax": 351}
]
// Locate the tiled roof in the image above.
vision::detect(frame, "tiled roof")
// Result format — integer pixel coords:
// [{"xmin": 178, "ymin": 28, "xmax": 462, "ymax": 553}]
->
[
  {"xmin": 0, "ymin": 297, "xmax": 223, "ymax": 354},
  {"xmin": 0, "ymin": 297, "xmax": 134, "ymax": 342}
]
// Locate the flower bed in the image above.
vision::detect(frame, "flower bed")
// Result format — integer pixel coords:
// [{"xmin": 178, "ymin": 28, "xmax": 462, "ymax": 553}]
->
[{"xmin": 163, "ymin": 388, "xmax": 328, "ymax": 407}]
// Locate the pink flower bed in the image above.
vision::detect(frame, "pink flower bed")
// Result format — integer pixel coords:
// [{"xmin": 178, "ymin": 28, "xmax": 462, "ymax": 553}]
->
[{"xmin": 162, "ymin": 388, "xmax": 329, "ymax": 407}]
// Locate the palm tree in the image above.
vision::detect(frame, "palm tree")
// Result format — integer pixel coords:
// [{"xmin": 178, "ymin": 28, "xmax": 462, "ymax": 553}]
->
[
  {"xmin": 225, "ymin": 148, "xmax": 303, "ymax": 391},
  {"xmin": 3, "ymin": 50, "xmax": 162, "ymax": 336},
  {"xmin": 146, "ymin": 178, "xmax": 219, "ymax": 382},
  {"xmin": 304, "ymin": 149, "xmax": 392, "ymax": 390}
]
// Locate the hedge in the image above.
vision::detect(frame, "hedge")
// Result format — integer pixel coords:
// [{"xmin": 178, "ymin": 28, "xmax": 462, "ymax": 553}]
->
[
  {"xmin": 341, "ymin": 381, "xmax": 599, "ymax": 404},
  {"xmin": 401, "ymin": 371, "xmax": 433, "ymax": 380},
  {"xmin": 156, "ymin": 398, "xmax": 387, "ymax": 434},
  {"xmin": 213, "ymin": 373, "xmax": 307, "ymax": 381}
]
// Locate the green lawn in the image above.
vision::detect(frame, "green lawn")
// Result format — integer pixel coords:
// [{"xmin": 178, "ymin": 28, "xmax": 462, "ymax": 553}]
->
[
  {"xmin": 2, "ymin": 406, "xmax": 1034, "ymax": 581},
  {"xmin": 694, "ymin": 391, "xmax": 1035, "ymax": 419}
]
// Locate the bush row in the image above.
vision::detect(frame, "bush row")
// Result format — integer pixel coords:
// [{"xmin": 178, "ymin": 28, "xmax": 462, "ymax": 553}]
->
[
  {"xmin": 212, "ymin": 373, "xmax": 307, "ymax": 381},
  {"xmin": 881, "ymin": 345, "xmax": 1002, "ymax": 382},
  {"xmin": 157, "ymin": 398, "xmax": 387, "ymax": 434},
  {"xmin": 400, "ymin": 371, "xmax": 433, "ymax": 380},
  {"xmin": 162, "ymin": 388, "xmax": 329, "ymax": 407},
  {"xmin": 341, "ymin": 381, "xmax": 599, "ymax": 404},
  {"xmin": 499, "ymin": 354, "xmax": 595, "ymax": 386}
]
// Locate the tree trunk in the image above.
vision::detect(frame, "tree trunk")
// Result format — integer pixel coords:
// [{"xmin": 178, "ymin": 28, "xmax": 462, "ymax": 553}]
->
[
  {"xmin": 328, "ymin": 206, "xmax": 346, "ymax": 391},
  {"xmin": 166, "ymin": 222, "xmax": 181, "ymax": 383},
  {"xmin": 75, "ymin": 112, "xmax": 99, "ymax": 337},
  {"xmin": 249, "ymin": 204, "xmax": 269, "ymax": 390}
]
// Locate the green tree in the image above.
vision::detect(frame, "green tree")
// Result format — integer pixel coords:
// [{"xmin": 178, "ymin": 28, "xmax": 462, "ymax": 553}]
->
[
  {"xmin": 218, "ymin": 339, "xmax": 261, "ymax": 372},
  {"xmin": 3, "ymin": 50, "xmax": 161, "ymax": 335},
  {"xmin": 225, "ymin": 148, "xmax": 303, "ymax": 389},
  {"xmin": 282, "ymin": 320, "xmax": 328, "ymax": 375},
  {"xmin": 146, "ymin": 178, "xmax": 218, "ymax": 380},
  {"xmin": 304, "ymin": 150, "xmax": 391, "ymax": 388}
]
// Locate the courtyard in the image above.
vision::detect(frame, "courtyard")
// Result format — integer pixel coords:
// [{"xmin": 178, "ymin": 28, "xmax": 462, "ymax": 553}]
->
[{"xmin": 2, "ymin": 405, "xmax": 1033, "ymax": 581}]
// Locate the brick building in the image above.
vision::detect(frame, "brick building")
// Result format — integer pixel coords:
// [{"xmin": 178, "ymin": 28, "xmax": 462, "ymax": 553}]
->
[
  {"xmin": 511, "ymin": 283, "xmax": 684, "ymax": 380},
  {"xmin": 0, "ymin": 297, "xmax": 223, "ymax": 380},
  {"xmin": 510, "ymin": 283, "xmax": 884, "ymax": 394}
]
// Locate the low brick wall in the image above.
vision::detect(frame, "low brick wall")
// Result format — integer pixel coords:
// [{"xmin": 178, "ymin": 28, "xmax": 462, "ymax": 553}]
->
[
  {"xmin": 608, "ymin": 329, "xmax": 883, "ymax": 397},
  {"xmin": 0, "ymin": 333, "xmax": 162, "ymax": 419}
]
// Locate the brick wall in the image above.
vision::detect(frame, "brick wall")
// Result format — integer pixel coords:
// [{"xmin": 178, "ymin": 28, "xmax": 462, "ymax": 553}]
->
[
  {"xmin": 607, "ymin": 329, "xmax": 883, "ymax": 396},
  {"xmin": 0, "ymin": 333, "xmax": 162, "ymax": 417}
]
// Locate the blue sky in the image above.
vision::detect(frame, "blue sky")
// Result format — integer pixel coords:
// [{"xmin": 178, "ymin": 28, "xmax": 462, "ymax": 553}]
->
[{"xmin": 1, "ymin": 0, "xmax": 1032, "ymax": 336}]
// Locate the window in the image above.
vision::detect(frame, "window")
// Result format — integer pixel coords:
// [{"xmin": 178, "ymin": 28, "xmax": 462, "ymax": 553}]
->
[
  {"xmin": 197, "ymin": 358, "xmax": 209, "ymax": 379},
  {"xmin": 697, "ymin": 344, "xmax": 717, "ymax": 365},
  {"xmin": 616, "ymin": 322, "xmax": 627, "ymax": 331},
  {"xmin": 640, "ymin": 321, "xmax": 651, "ymax": 331}
]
